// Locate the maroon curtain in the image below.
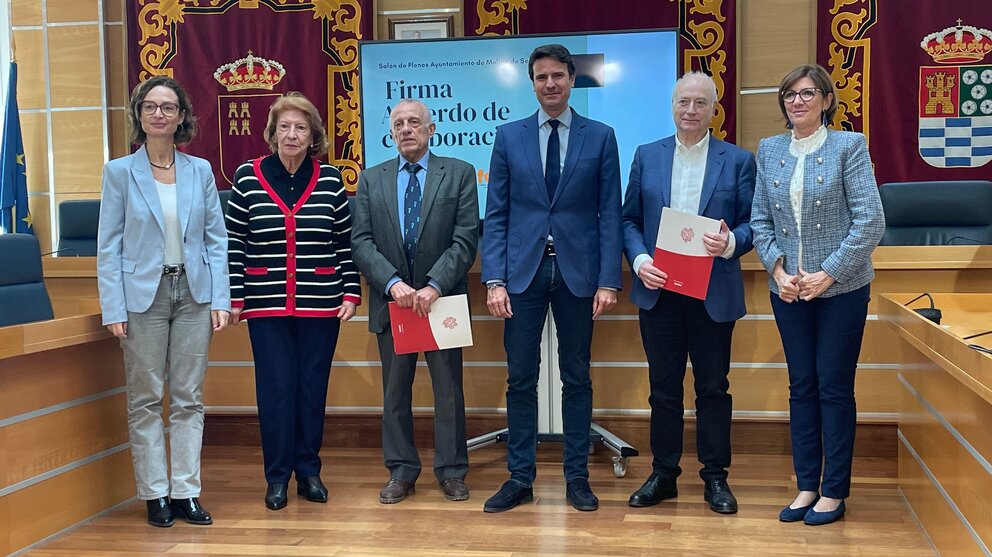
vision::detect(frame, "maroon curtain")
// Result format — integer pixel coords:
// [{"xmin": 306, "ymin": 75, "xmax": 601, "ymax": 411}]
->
[
  {"xmin": 465, "ymin": 0, "xmax": 738, "ymax": 142},
  {"xmin": 817, "ymin": 0, "xmax": 992, "ymax": 184},
  {"xmin": 127, "ymin": 0, "xmax": 374, "ymax": 192}
]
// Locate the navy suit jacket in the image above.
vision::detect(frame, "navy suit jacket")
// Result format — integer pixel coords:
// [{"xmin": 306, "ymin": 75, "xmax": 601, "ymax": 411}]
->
[
  {"xmin": 621, "ymin": 135, "xmax": 756, "ymax": 323},
  {"xmin": 481, "ymin": 109, "xmax": 622, "ymax": 297}
]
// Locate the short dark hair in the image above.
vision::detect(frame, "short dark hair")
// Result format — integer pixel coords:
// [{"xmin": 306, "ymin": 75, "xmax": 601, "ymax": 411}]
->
[
  {"xmin": 528, "ymin": 44, "xmax": 575, "ymax": 81},
  {"xmin": 262, "ymin": 92, "xmax": 329, "ymax": 157},
  {"xmin": 127, "ymin": 76, "xmax": 198, "ymax": 145},
  {"xmin": 777, "ymin": 64, "xmax": 838, "ymax": 128}
]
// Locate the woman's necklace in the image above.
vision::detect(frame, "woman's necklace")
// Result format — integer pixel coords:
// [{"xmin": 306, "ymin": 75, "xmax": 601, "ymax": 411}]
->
[{"xmin": 149, "ymin": 158, "xmax": 175, "ymax": 170}]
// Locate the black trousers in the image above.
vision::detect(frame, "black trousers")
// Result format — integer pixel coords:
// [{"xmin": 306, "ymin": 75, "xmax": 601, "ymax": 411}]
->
[{"xmin": 639, "ymin": 289, "xmax": 735, "ymax": 481}]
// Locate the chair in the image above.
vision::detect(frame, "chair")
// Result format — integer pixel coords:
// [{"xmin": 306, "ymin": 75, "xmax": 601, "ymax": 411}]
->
[
  {"xmin": 58, "ymin": 199, "xmax": 101, "ymax": 256},
  {"xmin": 0, "ymin": 234, "xmax": 55, "ymax": 327},
  {"xmin": 218, "ymin": 188, "xmax": 232, "ymax": 217},
  {"xmin": 878, "ymin": 180, "xmax": 992, "ymax": 245}
]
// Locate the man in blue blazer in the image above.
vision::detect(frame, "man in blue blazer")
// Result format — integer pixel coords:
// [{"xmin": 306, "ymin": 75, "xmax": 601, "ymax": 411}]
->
[
  {"xmin": 481, "ymin": 44, "xmax": 622, "ymax": 513},
  {"xmin": 621, "ymin": 72, "xmax": 755, "ymax": 514}
]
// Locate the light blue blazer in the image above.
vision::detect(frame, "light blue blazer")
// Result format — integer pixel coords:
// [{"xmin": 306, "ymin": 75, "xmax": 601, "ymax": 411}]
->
[
  {"xmin": 97, "ymin": 145, "xmax": 230, "ymax": 325},
  {"xmin": 751, "ymin": 130, "xmax": 884, "ymax": 297}
]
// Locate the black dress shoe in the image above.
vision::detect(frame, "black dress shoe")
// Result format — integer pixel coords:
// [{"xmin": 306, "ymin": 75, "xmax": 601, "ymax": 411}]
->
[
  {"xmin": 379, "ymin": 478, "xmax": 416, "ymax": 504},
  {"xmin": 297, "ymin": 476, "xmax": 328, "ymax": 503},
  {"xmin": 439, "ymin": 477, "xmax": 470, "ymax": 501},
  {"xmin": 171, "ymin": 497, "xmax": 213, "ymax": 525},
  {"xmin": 566, "ymin": 478, "xmax": 599, "ymax": 511},
  {"xmin": 483, "ymin": 480, "xmax": 534, "ymax": 513},
  {"xmin": 628, "ymin": 473, "xmax": 678, "ymax": 507},
  {"xmin": 265, "ymin": 483, "xmax": 288, "ymax": 510},
  {"xmin": 704, "ymin": 479, "xmax": 738, "ymax": 514},
  {"xmin": 146, "ymin": 497, "xmax": 174, "ymax": 528}
]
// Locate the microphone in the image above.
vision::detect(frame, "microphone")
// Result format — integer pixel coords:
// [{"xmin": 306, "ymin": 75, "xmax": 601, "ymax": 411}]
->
[
  {"xmin": 41, "ymin": 248, "xmax": 79, "ymax": 257},
  {"xmin": 904, "ymin": 292, "xmax": 942, "ymax": 325},
  {"xmin": 945, "ymin": 236, "xmax": 988, "ymax": 245},
  {"xmin": 963, "ymin": 329, "xmax": 992, "ymax": 341},
  {"xmin": 968, "ymin": 344, "xmax": 992, "ymax": 356}
]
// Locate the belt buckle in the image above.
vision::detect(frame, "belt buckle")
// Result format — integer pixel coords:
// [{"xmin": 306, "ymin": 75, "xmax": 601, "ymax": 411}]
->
[
  {"xmin": 163, "ymin": 264, "xmax": 183, "ymax": 276},
  {"xmin": 544, "ymin": 243, "xmax": 555, "ymax": 257}
]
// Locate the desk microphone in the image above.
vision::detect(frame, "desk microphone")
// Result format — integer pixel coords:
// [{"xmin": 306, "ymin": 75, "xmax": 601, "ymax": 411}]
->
[
  {"xmin": 41, "ymin": 248, "xmax": 78, "ymax": 257},
  {"xmin": 945, "ymin": 236, "xmax": 989, "ymax": 245},
  {"xmin": 964, "ymin": 329, "xmax": 992, "ymax": 341},
  {"xmin": 904, "ymin": 292, "xmax": 942, "ymax": 325}
]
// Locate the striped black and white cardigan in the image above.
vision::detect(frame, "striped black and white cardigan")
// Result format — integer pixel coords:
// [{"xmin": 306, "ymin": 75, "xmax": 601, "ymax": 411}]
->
[{"xmin": 227, "ymin": 156, "xmax": 361, "ymax": 318}]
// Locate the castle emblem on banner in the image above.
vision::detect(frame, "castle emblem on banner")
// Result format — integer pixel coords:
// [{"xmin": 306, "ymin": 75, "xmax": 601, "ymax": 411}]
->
[
  {"xmin": 214, "ymin": 51, "xmax": 285, "ymax": 185},
  {"xmin": 918, "ymin": 20, "xmax": 992, "ymax": 168}
]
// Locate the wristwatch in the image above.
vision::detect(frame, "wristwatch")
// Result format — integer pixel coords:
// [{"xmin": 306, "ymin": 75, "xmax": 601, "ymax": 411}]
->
[{"xmin": 486, "ymin": 280, "xmax": 506, "ymax": 289}]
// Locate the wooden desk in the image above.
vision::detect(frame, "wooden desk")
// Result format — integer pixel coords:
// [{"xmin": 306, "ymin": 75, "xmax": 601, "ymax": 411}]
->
[
  {"xmin": 881, "ymin": 293, "xmax": 992, "ymax": 557},
  {"xmin": 42, "ymin": 256, "xmax": 100, "ymax": 318},
  {"xmin": 0, "ymin": 315, "xmax": 131, "ymax": 556}
]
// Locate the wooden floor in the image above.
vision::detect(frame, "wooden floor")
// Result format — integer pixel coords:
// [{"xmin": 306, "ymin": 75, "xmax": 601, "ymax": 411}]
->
[{"xmin": 22, "ymin": 445, "xmax": 935, "ymax": 557}]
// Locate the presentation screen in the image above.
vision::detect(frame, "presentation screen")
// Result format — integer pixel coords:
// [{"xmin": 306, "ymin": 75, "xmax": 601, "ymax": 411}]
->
[{"xmin": 359, "ymin": 30, "xmax": 679, "ymax": 217}]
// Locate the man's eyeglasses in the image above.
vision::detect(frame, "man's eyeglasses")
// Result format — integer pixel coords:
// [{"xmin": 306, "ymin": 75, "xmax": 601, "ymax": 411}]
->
[
  {"xmin": 781, "ymin": 88, "xmax": 822, "ymax": 103},
  {"xmin": 139, "ymin": 101, "xmax": 180, "ymax": 117}
]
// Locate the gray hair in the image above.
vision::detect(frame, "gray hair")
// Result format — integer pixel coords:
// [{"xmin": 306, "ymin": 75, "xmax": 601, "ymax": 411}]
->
[
  {"xmin": 391, "ymin": 99, "xmax": 434, "ymax": 126},
  {"xmin": 671, "ymin": 71, "xmax": 718, "ymax": 106}
]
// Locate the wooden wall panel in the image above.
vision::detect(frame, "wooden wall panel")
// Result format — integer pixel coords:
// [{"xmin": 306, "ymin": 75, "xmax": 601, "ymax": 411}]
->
[
  {"xmin": 10, "ymin": 0, "xmax": 42, "ymax": 26},
  {"xmin": 738, "ymin": 92, "xmax": 784, "ymax": 155},
  {"xmin": 11, "ymin": 29, "xmax": 47, "ymax": 110},
  {"xmin": 1, "ymin": 450, "xmax": 134, "ymax": 556},
  {"xmin": 108, "ymin": 109, "xmax": 129, "ymax": 160},
  {"xmin": 2, "ymin": 393, "xmax": 128, "ymax": 488},
  {"xmin": 739, "ymin": 0, "xmax": 816, "ymax": 89},
  {"xmin": 48, "ymin": 25, "xmax": 103, "ymax": 108},
  {"xmin": 0, "ymin": 339, "xmax": 124, "ymax": 421},
  {"xmin": 105, "ymin": 24, "xmax": 128, "ymax": 108},
  {"xmin": 20, "ymin": 111, "xmax": 50, "ymax": 194},
  {"xmin": 27, "ymin": 194, "xmax": 52, "ymax": 255},
  {"xmin": 51, "ymin": 110, "xmax": 105, "ymax": 193},
  {"xmin": 105, "ymin": 0, "xmax": 124, "ymax": 22},
  {"xmin": 46, "ymin": 0, "xmax": 100, "ymax": 23}
]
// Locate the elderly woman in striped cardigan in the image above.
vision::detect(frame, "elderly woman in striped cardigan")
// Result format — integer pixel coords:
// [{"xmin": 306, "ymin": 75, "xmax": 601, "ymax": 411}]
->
[{"xmin": 227, "ymin": 92, "xmax": 361, "ymax": 510}]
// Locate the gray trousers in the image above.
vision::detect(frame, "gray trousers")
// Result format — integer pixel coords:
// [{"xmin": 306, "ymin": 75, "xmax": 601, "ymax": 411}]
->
[
  {"xmin": 377, "ymin": 326, "xmax": 469, "ymax": 484},
  {"xmin": 120, "ymin": 274, "xmax": 212, "ymax": 500}
]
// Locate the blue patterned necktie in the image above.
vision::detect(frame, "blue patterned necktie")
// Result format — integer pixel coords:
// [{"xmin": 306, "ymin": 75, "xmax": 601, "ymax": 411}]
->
[
  {"xmin": 402, "ymin": 162, "xmax": 423, "ymax": 274},
  {"xmin": 545, "ymin": 119, "xmax": 561, "ymax": 200}
]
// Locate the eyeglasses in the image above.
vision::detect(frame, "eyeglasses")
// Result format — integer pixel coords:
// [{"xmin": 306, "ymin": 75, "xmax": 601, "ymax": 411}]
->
[
  {"xmin": 781, "ymin": 88, "xmax": 822, "ymax": 103},
  {"xmin": 139, "ymin": 101, "xmax": 180, "ymax": 117}
]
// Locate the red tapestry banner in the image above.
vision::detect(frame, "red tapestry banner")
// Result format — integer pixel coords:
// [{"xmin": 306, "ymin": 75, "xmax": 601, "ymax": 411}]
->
[
  {"xmin": 127, "ymin": 0, "xmax": 373, "ymax": 191},
  {"xmin": 465, "ymin": 0, "xmax": 737, "ymax": 142},
  {"xmin": 817, "ymin": 0, "xmax": 992, "ymax": 184}
]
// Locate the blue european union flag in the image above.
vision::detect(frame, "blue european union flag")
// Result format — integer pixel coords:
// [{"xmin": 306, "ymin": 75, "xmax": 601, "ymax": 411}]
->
[{"xmin": 1, "ymin": 62, "xmax": 32, "ymax": 234}]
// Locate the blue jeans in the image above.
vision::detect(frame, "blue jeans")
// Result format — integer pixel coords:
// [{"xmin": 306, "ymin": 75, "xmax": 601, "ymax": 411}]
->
[
  {"xmin": 771, "ymin": 284, "xmax": 870, "ymax": 499},
  {"xmin": 504, "ymin": 255, "xmax": 594, "ymax": 485}
]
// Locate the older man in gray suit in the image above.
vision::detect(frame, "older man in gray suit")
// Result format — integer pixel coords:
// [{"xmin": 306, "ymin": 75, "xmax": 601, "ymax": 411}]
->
[{"xmin": 351, "ymin": 99, "xmax": 479, "ymax": 504}]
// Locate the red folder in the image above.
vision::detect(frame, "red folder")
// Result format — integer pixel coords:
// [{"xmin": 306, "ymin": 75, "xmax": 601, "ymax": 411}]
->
[
  {"xmin": 388, "ymin": 294, "xmax": 473, "ymax": 355},
  {"xmin": 652, "ymin": 207, "xmax": 720, "ymax": 300}
]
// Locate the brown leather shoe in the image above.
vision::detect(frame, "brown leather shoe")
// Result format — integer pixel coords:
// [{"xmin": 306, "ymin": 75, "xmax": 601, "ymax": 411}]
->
[
  {"xmin": 439, "ymin": 477, "xmax": 469, "ymax": 501},
  {"xmin": 379, "ymin": 478, "xmax": 415, "ymax": 504}
]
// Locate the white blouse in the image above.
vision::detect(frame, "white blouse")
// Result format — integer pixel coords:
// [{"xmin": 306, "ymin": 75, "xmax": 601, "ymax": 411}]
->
[{"xmin": 788, "ymin": 125, "xmax": 828, "ymax": 269}]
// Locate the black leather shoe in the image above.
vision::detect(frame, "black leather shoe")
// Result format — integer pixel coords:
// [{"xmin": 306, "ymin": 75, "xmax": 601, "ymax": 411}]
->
[
  {"xmin": 297, "ymin": 476, "xmax": 328, "ymax": 503},
  {"xmin": 566, "ymin": 478, "xmax": 599, "ymax": 511},
  {"xmin": 483, "ymin": 480, "xmax": 534, "ymax": 513},
  {"xmin": 146, "ymin": 497, "xmax": 174, "ymax": 528},
  {"xmin": 265, "ymin": 483, "xmax": 288, "ymax": 510},
  {"xmin": 704, "ymin": 479, "xmax": 738, "ymax": 514},
  {"xmin": 439, "ymin": 477, "xmax": 470, "ymax": 501},
  {"xmin": 628, "ymin": 473, "xmax": 679, "ymax": 507},
  {"xmin": 379, "ymin": 478, "xmax": 416, "ymax": 504},
  {"xmin": 171, "ymin": 497, "xmax": 213, "ymax": 525}
]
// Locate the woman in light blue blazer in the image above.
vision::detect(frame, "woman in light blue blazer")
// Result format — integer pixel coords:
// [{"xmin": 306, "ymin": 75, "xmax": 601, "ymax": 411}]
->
[
  {"xmin": 97, "ymin": 76, "xmax": 230, "ymax": 528},
  {"xmin": 751, "ymin": 64, "xmax": 884, "ymax": 526}
]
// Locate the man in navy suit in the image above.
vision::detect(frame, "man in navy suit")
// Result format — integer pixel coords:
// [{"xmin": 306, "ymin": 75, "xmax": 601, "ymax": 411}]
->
[
  {"xmin": 621, "ymin": 72, "xmax": 755, "ymax": 514},
  {"xmin": 481, "ymin": 44, "xmax": 622, "ymax": 513}
]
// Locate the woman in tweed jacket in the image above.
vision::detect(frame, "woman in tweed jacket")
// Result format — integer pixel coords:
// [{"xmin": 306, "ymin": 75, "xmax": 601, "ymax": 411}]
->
[
  {"xmin": 751, "ymin": 64, "xmax": 884, "ymax": 525},
  {"xmin": 227, "ymin": 93, "xmax": 361, "ymax": 510}
]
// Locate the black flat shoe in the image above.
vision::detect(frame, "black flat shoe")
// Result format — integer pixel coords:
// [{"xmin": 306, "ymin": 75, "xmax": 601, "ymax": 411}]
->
[
  {"xmin": 297, "ymin": 476, "xmax": 328, "ymax": 503},
  {"xmin": 483, "ymin": 480, "xmax": 533, "ymax": 513},
  {"xmin": 146, "ymin": 497, "xmax": 174, "ymax": 528},
  {"xmin": 628, "ymin": 473, "xmax": 678, "ymax": 507},
  {"xmin": 265, "ymin": 483, "xmax": 288, "ymax": 510},
  {"xmin": 565, "ymin": 478, "xmax": 599, "ymax": 511},
  {"xmin": 171, "ymin": 497, "xmax": 213, "ymax": 525}
]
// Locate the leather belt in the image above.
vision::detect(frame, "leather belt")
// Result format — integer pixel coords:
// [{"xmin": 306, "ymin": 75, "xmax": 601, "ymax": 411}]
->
[
  {"xmin": 162, "ymin": 264, "xmax": 185, "ymax": 276},
  {"xmin": 544, "ymin": 243, "xmax": 555, "ymax": 257}
]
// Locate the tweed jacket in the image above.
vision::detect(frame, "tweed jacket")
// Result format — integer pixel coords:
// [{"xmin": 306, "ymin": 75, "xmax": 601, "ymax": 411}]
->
[{"xmin": 751, "ymin": 130, "xmax": 884, "ymax": 297}]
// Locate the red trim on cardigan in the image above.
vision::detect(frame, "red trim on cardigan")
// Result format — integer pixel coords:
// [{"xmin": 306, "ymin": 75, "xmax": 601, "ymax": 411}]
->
[{"xmin": 240, "ymin": 307, "xmax": 344, "ymax": 319}]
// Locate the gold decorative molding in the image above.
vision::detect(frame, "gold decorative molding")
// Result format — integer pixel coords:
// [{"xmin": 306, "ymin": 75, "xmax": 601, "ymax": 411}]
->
[
  {"xmin": 682, "ymin": 0, "xmax": 728, "ymax": 139},
  {"xmin": 825, "ymin": 0, "xmax": 874, "ymax": 137},
  {"xmin": 474, "ymin": 0, "xmax": 526, "ymax": 36}
]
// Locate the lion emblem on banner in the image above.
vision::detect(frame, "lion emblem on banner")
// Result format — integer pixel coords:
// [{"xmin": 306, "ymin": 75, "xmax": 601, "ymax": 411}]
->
[
  {"xmin": 918, "ymin": 19, "xmax": 992, "ymax": 168},
  {"xmin": 214, "ymin": 51, "xmax": 285, "ymax": 185}
]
